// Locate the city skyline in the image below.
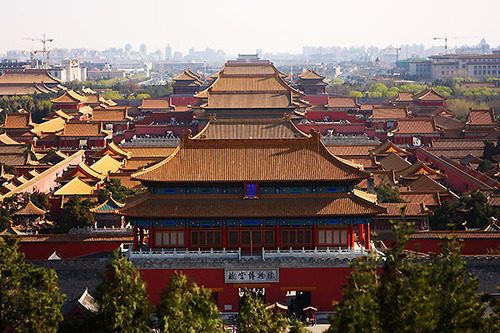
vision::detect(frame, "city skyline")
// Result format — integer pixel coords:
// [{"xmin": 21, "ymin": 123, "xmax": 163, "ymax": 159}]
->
[{"xmin": 1, "ymin": 0, "xmax": 499, "ymax": 56}]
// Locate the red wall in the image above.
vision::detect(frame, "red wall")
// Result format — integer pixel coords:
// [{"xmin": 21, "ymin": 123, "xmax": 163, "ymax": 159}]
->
[
  {"xmin": 140, "ymin": 267, "xmax": 351, "ymax": 312},
  {"xmin": 302, "ymin": 95, "xmax": 328, "ymax": 105},
  {"xmin": 19, "ymin": 241, "xmax": 124, "ymax": 260},
  {"xmin": 405, "ymin": 238, "xmax": 500, "ymax": 255}
]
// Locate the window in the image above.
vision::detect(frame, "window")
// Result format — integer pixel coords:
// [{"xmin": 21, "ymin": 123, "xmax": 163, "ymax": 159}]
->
[
  {"xmin": 318, "ymin": 228, "xmax": 348, "ymax": 247},
  {"xmin": 191, "ymin": 228, "xmax": 222, "ymax": 249},
  {"xmin": 227, "ymin": 228, "xmax": 275, "ymax": 249},
  {"xmin": 281, "ymin": 227, "xmax": 312, "ymax": 248},
  {"xmin": 244, "ymin": 183, "xmax": 258, "ymax": 198},
  {"xmin": 155, "ymin": 230, "xmax": 185, "ymax": 248}
]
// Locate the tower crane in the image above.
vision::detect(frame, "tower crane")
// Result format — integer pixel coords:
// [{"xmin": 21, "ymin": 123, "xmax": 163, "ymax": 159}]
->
[
  {"xmin": 385, "ymin": 47, "xmax": 402, "ymax": 62},
  {"xmin": 23, "ymin": 34, "xmax": 55, "ymax": 68},
  {"xmin": 433, "ymin": 36, "xmax": 480, "ymax": 54}
]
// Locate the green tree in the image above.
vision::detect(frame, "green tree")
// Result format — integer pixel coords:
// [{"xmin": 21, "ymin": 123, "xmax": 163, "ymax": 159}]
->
[
  {"xmin": 429, "ymin": 199, "xmax": 461, "ymax": 230},
  {"xmin": 349, "ymin": 90, "xmax": 364, "ymax": 98},
  {"xmin": 97, "ymin": 178, "xmax": 137, "ymax": 204},
  {"xmin": 237, "ymin": 290, "xmax": 288, "ymax": 333},
  {"xmin": 0, "ymin": 206, "xmax": 11, "ymax": 231},
  {"xmin": 374, "ymin": 183, "xmax": 405, "ymax": 203},
  {"xmin": 28, "ymin": 191, "xmax": 50, "ymax": 211},
  {"xmin": 94, "ymin": 250, "xmax": 151, "ymax": 332},
  {"xmin": 0, "ymin": 236, "xmax": 65, "ymax": 332},
  {"xmin": 288, "ymin": 318, "xmax": 312, "ymax": 333},
  {"xmin": 56, "ymin": 196, "xmax": 96, "ymax": 232},
  {"xmin": 328, "ymin": 221, "xmax": 492, "ymax": 333},
  {"xmin": 156, "ymin": 271, "xmax": 223, "ymax": 333},
  {"xmin": 477, "ymin": 159, "xmax": 496, "ymax": 172},
  {"xmin": 460, "ymin": 190, "xmax": 496, "ymax": 230},
  {"xmin": 329, "ymin": 78, "xmax": 344, "ymax": 85},
  {"xmin": 433, "ymin": 85, "xmax": 453, "ymax": 97}
]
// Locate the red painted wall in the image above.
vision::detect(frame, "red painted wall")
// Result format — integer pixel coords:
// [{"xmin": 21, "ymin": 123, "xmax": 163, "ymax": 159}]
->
[
  {"xmin": 405, "ymin": 238, "xmax": 500, "ymax": 255},
  {"xmin": 302, "ymin": 95, "xmax": 328, "ymax": 105},
  {"xmin": 140, "ymin": 267, "xmax": 351, "ymax": 312}
]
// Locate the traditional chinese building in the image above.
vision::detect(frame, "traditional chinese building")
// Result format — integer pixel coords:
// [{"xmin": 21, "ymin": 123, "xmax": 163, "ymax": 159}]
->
[
  {"xmin": 172, "ymin": 69, "xmax": 203, "ymax": 95},
  {"xmin": 295, "ymin": 69, "xmax": 327, "ymax": 95},
  {"xmin": 120, "ymin": 131, "xmax": 386, "ymax": 315}
]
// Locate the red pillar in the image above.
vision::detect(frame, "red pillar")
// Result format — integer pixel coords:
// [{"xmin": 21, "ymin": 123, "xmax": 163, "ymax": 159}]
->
[
  {"xmin": 349, "ymin": 224, "xmax": 356, "ymax": 249},
  {"xmin": 139, "ymin": 227, "xmax": 144, "ymax": 246},
  {"xmin": 150, "ymin": 226, "xmax": 155, "ymax": 249},
  {"xmin": 185, "ymin": 226, "xmax": 191, "ymax": 249},
  {"xmin": 222, "ymin": 225, "xmax": 227, "ymax": 249},
  {"xmin": 357, "ymin": 224, "xmax": 364, "ymax": 246},
  {"xmin": 312, "ymin": 224, "xmax": 318, "ymax": 248},
  {"xmin": 276, "ymin": 225, "xmax": 281, "ymax": 249},
  {"xmin": 364, "ymin": 224, "xmax": 371, "ymax": 250},
  {"xmin": 133, "ymin": 226, "xmax": 138, "ymax": 251}
]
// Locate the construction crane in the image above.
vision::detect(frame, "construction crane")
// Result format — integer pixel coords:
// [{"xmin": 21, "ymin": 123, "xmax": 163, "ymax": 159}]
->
[
  {"xmin": 433, "ymin": 36, "xmax": 480, "ymax": 54},
  {"xmin": 385, "ymin": 47, "xmax": 402, "ymax": 62},
  {"xmin": 23, "ymin": 34, "xmax": 55, "ymax": 68},
  {"xmin": 21, "ymin": 50, "xmax": 42, "ymax": 68}
]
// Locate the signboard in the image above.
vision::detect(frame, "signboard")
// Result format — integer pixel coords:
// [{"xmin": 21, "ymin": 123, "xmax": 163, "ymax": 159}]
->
[{"xmin": 225, "ymin": 269, "xmax": 279, "ymax": 283}]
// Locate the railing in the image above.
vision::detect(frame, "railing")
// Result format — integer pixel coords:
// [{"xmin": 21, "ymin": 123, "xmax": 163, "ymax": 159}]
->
[{"xmin": 126, "ymin": 247, "xmax": 371, "ymax": 261}]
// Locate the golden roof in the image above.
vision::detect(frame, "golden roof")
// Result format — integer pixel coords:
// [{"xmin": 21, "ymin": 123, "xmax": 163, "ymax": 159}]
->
[
  {"xmin": 12, "ymin": 200, "xmax": 46, "ymax": 216},
  {"xmin": 31, "ymin": 117, "xmax": 66, "ymax": 135},
  {"xmin": 51, "ymin": 90, "xmax": 87, "ymax": 104},
  {"xmin": 90, "ymin": 155, "xmax": 123, "ymax": 175},
  {"xmin": 53, "ymin": 177, "xmax": 94, "ymax": 196},
  {"xmin": 0, "ymin": 133, "xmax": 21, "ymax": 145}
]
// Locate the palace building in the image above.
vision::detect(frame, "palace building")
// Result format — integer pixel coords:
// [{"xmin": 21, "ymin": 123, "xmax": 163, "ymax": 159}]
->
[{"xmin": 118, "ymin": 58, "xmax": 388, "ymax": 318}]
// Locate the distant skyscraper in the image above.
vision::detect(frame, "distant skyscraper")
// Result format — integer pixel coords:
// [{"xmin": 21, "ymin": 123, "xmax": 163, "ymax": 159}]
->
[
  {"xmin": 125, "ymin": 43, "xmax": 132, "ymax": 54},
  {"xmin": 139, "ymin": 43, "xmax": 147, "ymax": 56},
  {"xmin": 165, "ymin": 44, "xmax": 172, "ymax": 61},
  {"xmin": 173, "ymin": 51, "xmax": 183, "ymax": 62}
]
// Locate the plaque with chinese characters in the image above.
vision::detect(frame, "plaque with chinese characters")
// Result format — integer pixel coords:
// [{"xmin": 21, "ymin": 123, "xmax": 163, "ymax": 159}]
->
[{"xmin": 224, "ymin": 269, "xmax": 279, "ymax": 283}]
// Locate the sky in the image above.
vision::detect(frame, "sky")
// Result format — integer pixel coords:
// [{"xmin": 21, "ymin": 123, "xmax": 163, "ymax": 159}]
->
[{"xmin": 1, "ymin": 0, "xmax": 499, "ymax": 56}]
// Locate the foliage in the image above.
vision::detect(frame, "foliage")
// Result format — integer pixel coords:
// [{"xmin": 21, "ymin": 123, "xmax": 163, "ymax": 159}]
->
[
  {"xmin": 349, "ymin": 90, "xmax": 364, "ymax": 98},
  {"xmin": 97, "ymin": 178, "xmax": 137, "ymax": 204},
  {"xmin": 0, "ymin": 163, "xmax": 17, "ymax": 177},
  {"xmin": 0, "ymin": 236, "xmax": 65, "ymax": 332},
  {"xmin": 94, "ymin": 250, "xmax": 151, "ymax": 332},
  {"xmin": 477, "ymin": 159, "xmax": 496, "ymax": 172},
  {"xmin": 328, "ymin": 221, "xmax": 493, "ymax": 332},
  {"xmin": 374, "ymin": 183, "xmax": 405, "ymax": 203},
  {"xmin": 329, "ymin": 78, "xmax": 344, "ymax": 85},
  {"xmin": 56, "ymin": 196, "xmax": 95, "ymax": 232},
  {"xmin": 156, "ymin": 271, "xmax": 223, "ymax": 333},
  {"xmin": 0, "ymin": 206, "xmax": 11, "ymax": 230},
  {"xmin": 429, "ymin": 200, "xmax": 462, "ymax": 230},
  {"xmin": 101, "ymin": 89, "xmax": 123, "ymax": 100},
  {"xmin": 237, "ymin": 290, "xmax": 288, "ymax": 333},
  {"xmin": 0, "ymin": 95, "xmax": 54, "ymax": 124},
  {"xmin": 134, "ymin": 93, "xmax": 151, "ymax": 99},
  {"xmin": 433, "ymin": 85, "xmax": 453, "ymax": 97},
  {"xmin": 463, "ymin": 87, "xmax": 499, "ymax": 97},
  {"xmin": 28, "ymin": 191, "xmax": 50, "ymax": 211},
  {"xmin": 460, "ymin": 190, "xmax": 496, "ymax": 230},
  {"xmin": 399, "ymin": 83, "xmax": 426, "ymax": 94},
  {"xmin": 140, "ymin": 84, "xmax": 172, "ymax": 98},
  {"xmin": 288, "ymin": 318, "xmax": 312, "ymax": 333},
  {"xmin": 447, "ymin": 98, "xmax": 490, "ymax": 119}
]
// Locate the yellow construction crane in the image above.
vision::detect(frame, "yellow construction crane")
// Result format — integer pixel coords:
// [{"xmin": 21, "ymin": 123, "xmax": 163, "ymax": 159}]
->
[
  {"xmin": 21, "ymin": 50, "xmax": 42, "ymax": 68},
  {"xmin": 23, "ymin": 34, "xmax": 55, "ymax": 68}
]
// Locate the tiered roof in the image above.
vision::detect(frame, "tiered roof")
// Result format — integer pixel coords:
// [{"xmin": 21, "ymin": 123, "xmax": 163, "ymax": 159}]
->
[
  {"xmin": 467, "ymin": 108, "xmax": 497, "ymax": 126},
  {"xmin": 413, "ymin": 88, "xmax": 446, "ymax": 101},
  {"xmin": 133, "ymin": 132, "xmax": 369, "ymax": 184},
  {"xmin": 407, "ymin": 175, "xmax": 448, "ymax": 192},
  {"xmin": 397, "ymin": 161, "xmax": 443, "ymax": 180},
  {"xmin": 194, "ymin": 60, "xmax": 308, "ymax": 111},
  {"xmin": 371, "ymin": 141, "xmax": 408, "ymax": 156},
  {"xmin": 51, "ymin": 90, "xmax": 87, "ymax": 104},
  {"xmin": 298, "ymin": 69, "xmax": 326, "ymax": 81},
  {"xmin": 173, "ymin": 70, "xmax": 203, "ymax": 86},
  {"xmin": 90, "ymin": 155, "xmax": 123, "ymax": 175},
  {"xmin": 121, "ymin": 192, "xmax": 386, "ymax": 219},
  {"xmin": 392, "ymin": 118, "xmax": 439, "ymax": 135},
  {"xmin": 99, "ymin": 142, "xmax": 131, "ymax": 159},
  {"xmin": 0, "ymin": 133, "xmax": 21, "ymax": 145},
  {"xmin": 2, "ymin": 113, "xmax": 33, "ymax": 129},
  {"xmin": 90, "ymin": 196, "xmax": 124, "ymax": 214},
  {"xmin": 0, "ymin": 70, "xmax": 61, "ymax": 85},
  {"xmin": 327, "ymin": 96, "xmax": 359, "ymax": 109},
  {"xmin": 60, "ymin": 122, "xmax": 109, "ymax": 137},
  {"xmin": 370, "ymin": 106, "xmax": 408, "ymax": 120},
  {"xmin": 378, "ymin": 153, "xmax": 411, "ymax": 171},
  {"xmin": 389, "ymin": 91, "xmax": 414, "ymax": 103},
  {"xmin": 193, "ymin": 116, "xmax": 309, "ymax": 139},
  {"xmin": 139, "ymin": 98, "xmax": 173, "ymax": 111},
  {"xmin": 12, "ymin": 200, "xmax": 46, "ymax": 216},
  {"xmin": 53, "ymin": 177, "xmax": 94, "ymax": 196}
]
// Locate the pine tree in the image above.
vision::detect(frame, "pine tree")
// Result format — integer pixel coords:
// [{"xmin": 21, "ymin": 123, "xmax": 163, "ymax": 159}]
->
[
  {"xmin": 156, "ymin": 271, "xmax": 224, "ymax": 333},
  {"xmin": 0, "ymin": 236, "xmax": 65, "ymax": 332},
  {"xmin": 56, "ymin": 196, "xmax": 96, "ymax": 232},
  {"xmin": 328, "ymin": 221, "xmax": 495, "ymax": 332},
  {"xmin": 237, "ymin": 290, "xmax": 288, "ymax": 333},
  {"xmin": 94, "ymin": 250, "xmax": 151, "ymax": 332}
]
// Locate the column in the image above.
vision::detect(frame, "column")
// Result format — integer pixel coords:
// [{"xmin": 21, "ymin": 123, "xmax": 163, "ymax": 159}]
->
[
  {"xmin": 139, "ymin": 227, "xmax": 144, "ymax": 247},
  {"xmin": 276, "ymin": 224, "xmax": 281, "ymax": 249},
  {"xmin": 312, "ymin": 224, "xmax": 318, "ymax": 248},
  {"xmin": 149, "ymin": 226, "xmax": 155, "ymax": 249},
  {"xmin": 133, "ymin": 226, "xmax": 138, "ymax": 251},
  {"xmin": 357, "ymin": 224, "xmax": 364, "ymax": 246},
  {"xmin": 364, "ymin": 224, "xmax": 371, "ymax": 250},
  {"xmin": 185, "ymin": 225, "xmax": 191, "ymax": 249},
  {"xmin": 222, "ymin": 225, "xmax": 227, "ymax": 249},
  {"xmin": 350, "ymin": 226, "xmax": 355, "ymax": 249}
]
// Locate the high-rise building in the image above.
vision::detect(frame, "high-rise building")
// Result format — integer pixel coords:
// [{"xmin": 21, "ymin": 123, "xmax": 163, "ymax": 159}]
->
[{"xmin": 165, "ymin": 44, "xmax": 172, "ymax": 61}]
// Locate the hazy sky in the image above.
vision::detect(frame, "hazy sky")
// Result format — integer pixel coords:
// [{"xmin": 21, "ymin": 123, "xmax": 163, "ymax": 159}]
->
[{"xmin": 1, "ymin": 0, "xmax": 499, "ymax": 55}]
